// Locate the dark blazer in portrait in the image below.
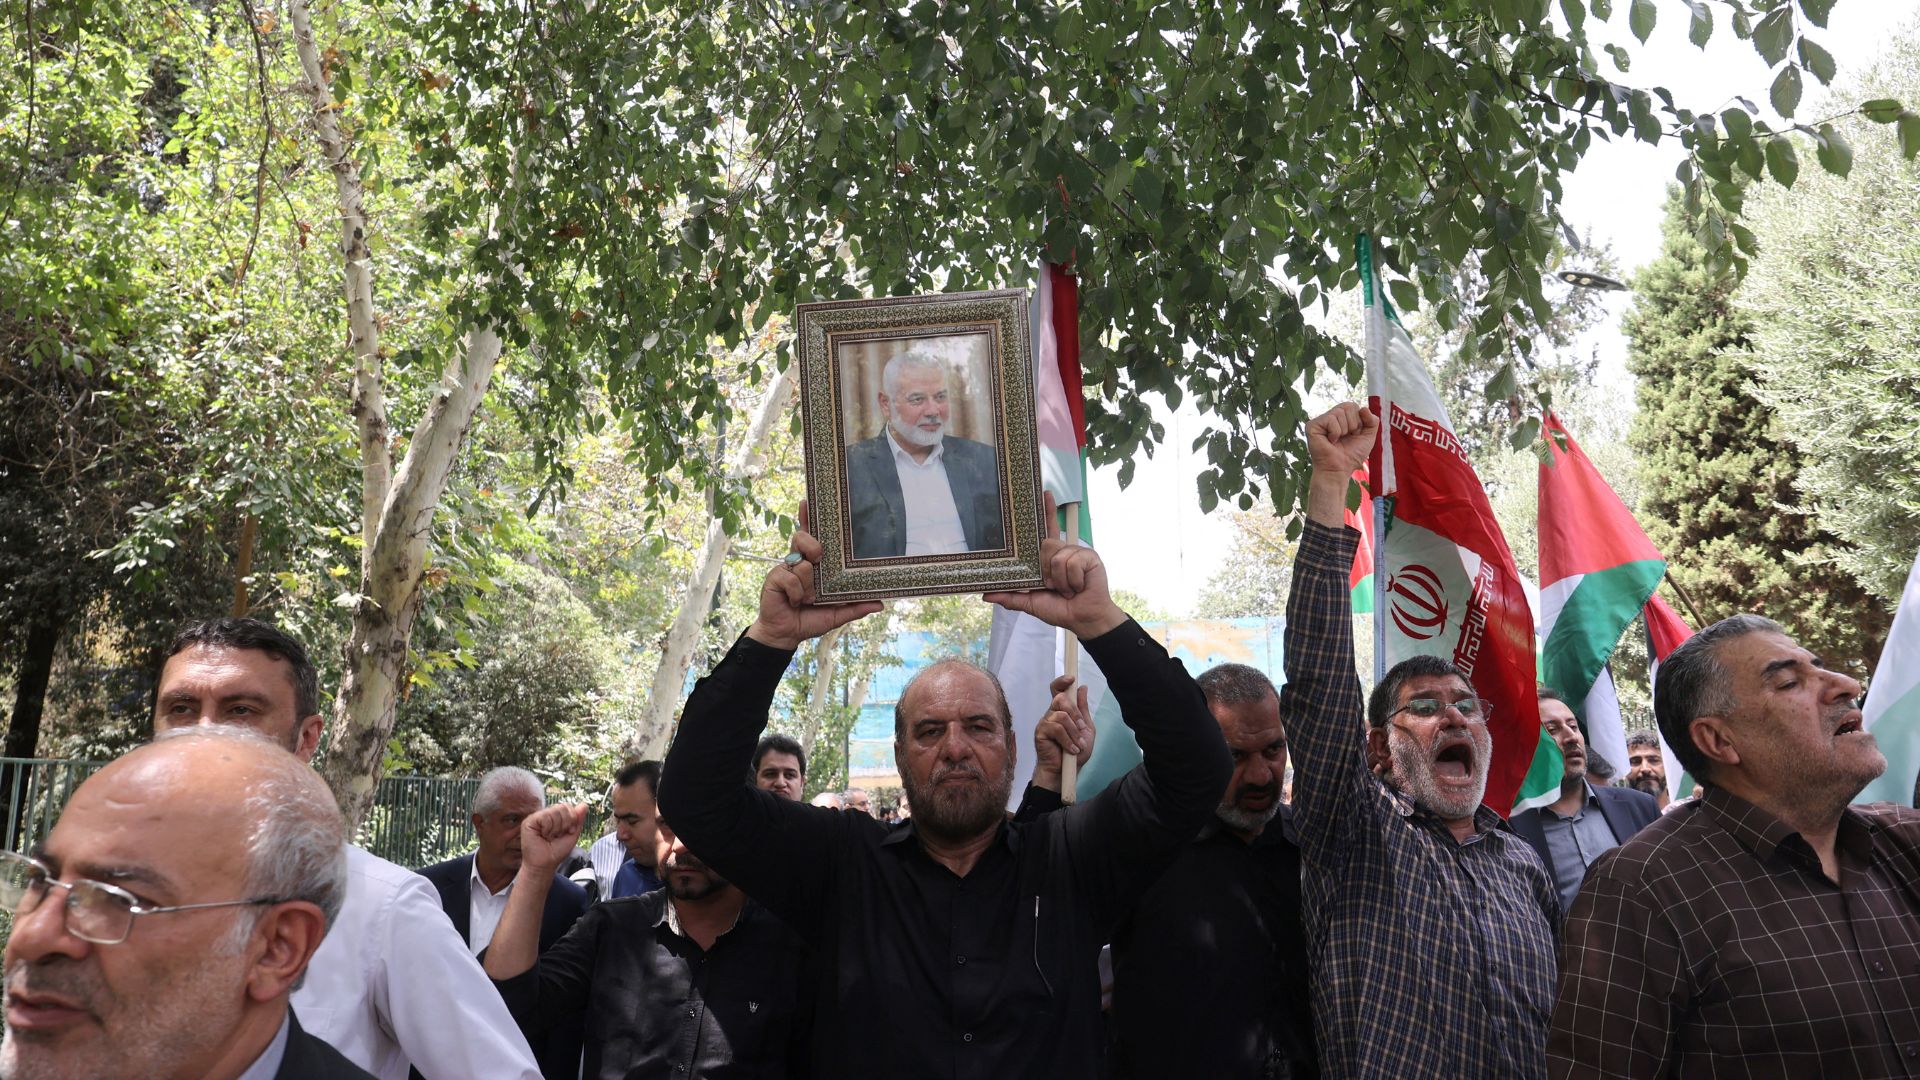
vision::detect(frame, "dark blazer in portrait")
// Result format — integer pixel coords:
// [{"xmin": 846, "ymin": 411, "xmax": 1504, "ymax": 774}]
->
[
  {"xmin": 1509, "ymin": 784, "xmax": 1663, "ymax": 900},
  {"xmin": 417, "ymin": 853, "xmax": 589, "ymax": 1080},
  {"xmin": 279, "ymin": 1009, "xmax": 377, "ymax": 1079},
  {"xmin": 845, "ymin": 432, "xmax": 1004, "ymax": 559}
]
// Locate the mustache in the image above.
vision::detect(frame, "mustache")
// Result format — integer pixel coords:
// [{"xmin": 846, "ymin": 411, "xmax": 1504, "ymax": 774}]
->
[
  {"xmin": 931, "ymin": 763, "xmax": 984, "ymax": 785},
  {"xmin": 1233, "ymin": 780, "xmax": 1280, "ymax": 800},
  {"xmin": 5, "ymin": 963, "xmax": 100, "ymax": 1017}
]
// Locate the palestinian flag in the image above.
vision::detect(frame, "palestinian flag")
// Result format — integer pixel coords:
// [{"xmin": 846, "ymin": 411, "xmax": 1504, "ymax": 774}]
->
[
  {"xmin": 1519, "ymin": 414, "xmax": 1667, "ymax": 812},
  {"xmin": 989, "ymin": 263, "xmax": 1136, "ymax": 806},
  {"xmin": 1857, "ymin": 546, "xmax": 1920, "ymax": 806},
  {"xmin": 1643, "ymin": 594, "xmax": 1696, "ymax": 801},
  {"xmin": 1347, "ymin": 465, "xmax": 1376, "ymax": 614},
  {"xmin": 1361, "ymin": 236, "xmax": 1540, "ymax": 814}
]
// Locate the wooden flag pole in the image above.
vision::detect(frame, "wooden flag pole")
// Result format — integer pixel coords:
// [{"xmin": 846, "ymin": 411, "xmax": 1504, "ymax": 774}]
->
[{"xmin": 1061, "ymin": 501, "xmax": 1082, "ymax": 804}]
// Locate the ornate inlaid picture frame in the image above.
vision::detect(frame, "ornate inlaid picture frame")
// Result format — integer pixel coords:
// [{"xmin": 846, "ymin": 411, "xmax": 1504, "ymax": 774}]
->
[{"xmin": 794, "ymin": 289, "xmax": 1045, "ymax": 603}]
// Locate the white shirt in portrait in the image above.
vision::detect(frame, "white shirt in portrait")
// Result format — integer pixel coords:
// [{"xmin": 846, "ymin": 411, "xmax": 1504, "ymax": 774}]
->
[{"xmin": 887, "ymin": 429, "xmax": 968, "ymax": 555}]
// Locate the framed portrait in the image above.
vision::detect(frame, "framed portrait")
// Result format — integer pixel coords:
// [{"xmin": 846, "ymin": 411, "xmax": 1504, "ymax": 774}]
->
[{"xmin": 794, "ymin": 288, "xmax": 1046, "ymax": 603}]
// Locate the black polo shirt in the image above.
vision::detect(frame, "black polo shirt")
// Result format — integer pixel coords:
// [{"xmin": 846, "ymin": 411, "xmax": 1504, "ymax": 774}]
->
[
  {"xmin": 659, "ymin": 620, "xmax": 1231, "ymax": 1080},
  {"xmin": 1109, "ymin": 807, "xmax": 1318, "ymax": 1079},
  {"xmin": 491, "ymin": 889, "xmax": 809, "ymax": 1079}
]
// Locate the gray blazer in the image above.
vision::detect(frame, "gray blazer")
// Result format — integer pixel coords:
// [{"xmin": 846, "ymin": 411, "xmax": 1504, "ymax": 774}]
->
[{"xmin": 844, "ymin": 433, "xmax": 1004, "ymax": 558}]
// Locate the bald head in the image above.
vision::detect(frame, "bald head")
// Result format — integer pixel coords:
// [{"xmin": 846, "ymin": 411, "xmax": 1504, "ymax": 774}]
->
[{"xmin": 1, "ymin": 727, "xmax": 345, "ymax": 1080}]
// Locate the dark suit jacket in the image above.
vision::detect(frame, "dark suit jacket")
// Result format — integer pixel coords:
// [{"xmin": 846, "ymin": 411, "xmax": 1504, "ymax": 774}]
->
[
  {"xmin": 279, "ymin": 1008, "xmax": 377, "ymax": 1079},
  {"xmin": 1509, "ymin": 784, "xmax": 1662, "ymax": 904},
  {"xmin": 417, "ymin": 854, "xmax": 588, "ymax": 1080},
  {"xmin": 844, "ymin": 432, "xmax": 1004, "ymax": 558}
]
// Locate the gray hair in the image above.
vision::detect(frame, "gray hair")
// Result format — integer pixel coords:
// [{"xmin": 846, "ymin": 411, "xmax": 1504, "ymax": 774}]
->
[
  {"xmin": 1195, "ymin": 663, "xmax": 1277, "ymax": 707},
  {"xmin": 881, "ymin": 349, "xmax": 948, "ymax": 399},
  {"xmin": 894, "ymin": 658, "xmax": 1013, "ymax": 741},
  {"xmin": 1367, "ymin": 654, "xmax": 1476, "ymax": 730},
  {"xmin": 1626, "ymin": 729, "xmax": 1662, "ymax": 751},
  {"xmin": 1653, "ymin": 613, "xmax": 1785, "ymax": 787},
  {"xmin": 473, "ymin": 766, "xmax": 545, "ymax": 817},
  {"xmin": 152, "ymin": 725, "xmax": 348, "ymax": 951}
]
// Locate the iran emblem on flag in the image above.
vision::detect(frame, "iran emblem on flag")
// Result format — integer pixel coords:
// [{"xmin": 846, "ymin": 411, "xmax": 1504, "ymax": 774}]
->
[{"xmin": 1360, "ymin": 237, "xmax": 1541, "ymax": 814}]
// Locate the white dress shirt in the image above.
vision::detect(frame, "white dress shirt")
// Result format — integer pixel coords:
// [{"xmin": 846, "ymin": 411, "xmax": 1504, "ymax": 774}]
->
[
  {"xmin": 887, "ymin": 429, "xmax": 969, "ymax": 555},
  {"xmin": 292, "ymin": 845, "xmax": 541, "ymax": 1080},
  {"xmin": 584, "ymin": 832, "xmax": 625, "ymax": 898},
  {"xmin": 467, "ymin": 859, "xmax": 515, "ymax": 956}
]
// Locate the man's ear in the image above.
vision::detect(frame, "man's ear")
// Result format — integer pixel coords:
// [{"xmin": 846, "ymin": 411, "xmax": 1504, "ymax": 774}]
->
[
  {"xmin": 1690, "ymin": 716, "xmax": 1741, "ymax": 771},
  {"xmin": 1366, "ymin": 727, "xmax": 1391, "ymax": 778},
  {"xmin": 244, "ymin": 901, "xmax": 327, "ymax": 1003},
  {"xmin": 294, "ymin": 714, "xmax": 325, "ymax": 763}
]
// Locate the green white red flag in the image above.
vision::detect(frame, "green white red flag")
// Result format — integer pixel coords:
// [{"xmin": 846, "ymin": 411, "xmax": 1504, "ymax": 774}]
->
[
  {"xmin": 1643, "ymin": 593, "xmax": 1696, "ymax": 801},
  {"xmin": 1521, "ymin": 414, "xmax": 1668, "ymax": 812},
  {"xmin": 1347, "ymin": 466, "xmax": 1375, "ymax": 614},
  {"xmin": 989, "ymin": 263, "xmax": 1137, "ymax": 805},
  {"xmin": 1360, "ymin": 236, "xmax": 1540, "ymax": 814},
  {"xmin": 1857, "ymin": 546, "xmax": 1920, "ymax": 806}
]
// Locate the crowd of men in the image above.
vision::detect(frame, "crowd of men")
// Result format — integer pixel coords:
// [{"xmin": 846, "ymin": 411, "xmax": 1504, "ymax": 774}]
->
[{"xmin": 1, "ymin": 404, "xmax": 1916, "ymax": 1079}]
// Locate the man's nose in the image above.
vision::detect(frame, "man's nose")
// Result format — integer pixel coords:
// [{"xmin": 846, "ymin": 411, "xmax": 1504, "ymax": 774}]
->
[
  {"xmin": 1830, "ymin": 669, "xmax": 1866, "ymax": 704},
  {"xmin": 7, "ymin": 888, "xmax": 88, "ymax": 965}
]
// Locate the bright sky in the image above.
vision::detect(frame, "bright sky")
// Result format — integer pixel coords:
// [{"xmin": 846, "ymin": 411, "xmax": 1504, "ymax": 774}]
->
[{"xmin": 1095, "ymin": 1, "xmax": 1920, "ymax": 616}]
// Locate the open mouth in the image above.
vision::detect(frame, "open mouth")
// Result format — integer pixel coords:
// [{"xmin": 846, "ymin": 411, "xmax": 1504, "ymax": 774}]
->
[
  {"xmin": 1432, "ymin": 742, "xmax": 1475, "ymax": 780},
  {"xmin": 1835, "ymin": 714, "xmax": 1865, "ymax": 736}
]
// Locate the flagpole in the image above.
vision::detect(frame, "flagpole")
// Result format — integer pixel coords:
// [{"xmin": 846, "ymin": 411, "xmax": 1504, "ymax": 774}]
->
[
  {"xmin": 1662, "ymin": 573, "xmax": 1710, "ymax": 630},
  {"xmin": 1060, "ymin": 501, "xmax": 1081, "ymax": 804}
]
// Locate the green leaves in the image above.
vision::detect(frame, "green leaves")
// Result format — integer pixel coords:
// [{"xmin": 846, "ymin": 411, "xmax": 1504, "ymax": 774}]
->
[
  {"xmin": 1628, "ymin": 0, "xmax": 1656, "ymax": 43},
  {"xmin": 1797, "ymin": 38, "xmax": 1836, "ymax": 85},
  {"xmin": 1771, "ymin": 65, "xmax": 1802, "ymax": 119},
  {"xmin": 1752, "ymin": 8, "xmax": 1793, "ymax": 66},
  {"xmin": 1813, "ymin": 124, "xmax": 1852, "ymax": 177},
  {"xmin": 1686, "ymin": 0, "xmax": 1712, "ymax": 48},
  {"xmin": 1766, "ymin": 136, "xmax": 1800, "ymax": 185}
]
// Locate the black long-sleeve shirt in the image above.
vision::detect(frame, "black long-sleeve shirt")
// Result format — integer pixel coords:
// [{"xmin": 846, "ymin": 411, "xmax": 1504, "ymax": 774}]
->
[
  {"xmin": 659, "ymin": 619, "xmax": 1231, "ymax": 1080},
  {"xmin": 490, "ymin": 890, "xmax": 810, "ymax": 1080}
]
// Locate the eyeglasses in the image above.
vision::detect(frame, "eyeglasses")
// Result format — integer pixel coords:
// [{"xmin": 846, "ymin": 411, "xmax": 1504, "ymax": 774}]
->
[
  {"xmin": 0, "ymin": 851, "xmax": 289, "ymax": 946},
  {"xmin": 1391, "ymin": 697, "xmax": 1493, "ymax": 724}
]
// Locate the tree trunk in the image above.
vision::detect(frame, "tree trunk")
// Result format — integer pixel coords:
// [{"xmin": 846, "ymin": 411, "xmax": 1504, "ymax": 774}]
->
[
  {"xmin": 231, "ymin": 511, "xmax": 258, "ymax": 616},
  {"xmin": 322, "ymin": 328, "xmax": 503, "ymax": 827},
  {"xmin": 797, "ymin": 628, "xmax": 843, "ymax": 759},
  {"xmin": 628, "ymin": 369, "xmax": 795, "ymax": 759},
  {"xmin": 4, "ymin": 618, "xmax": 59, "ymax": 761}
]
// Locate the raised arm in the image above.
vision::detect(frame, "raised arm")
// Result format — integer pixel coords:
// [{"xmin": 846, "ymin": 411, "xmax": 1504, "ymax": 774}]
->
[
  {"xmin": 1284, "ymin": 404, "xmax": 1381, "ymax": 865},
  {"xmin": 656, "ymin": 508, "xmax": 881, "ymax": 936},
  {"xmin": 988, "ymin": 535, "xmax": 1230, "ymax": 927}
]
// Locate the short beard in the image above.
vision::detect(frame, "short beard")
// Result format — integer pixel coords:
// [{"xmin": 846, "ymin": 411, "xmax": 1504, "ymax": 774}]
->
[
  {"xmin": 1387, "ymin": 726, "xmax": 1491, "ymax": 822},
  {"xmin": 1214, "ymin": 800, "xmax": 1279, "ymax": 834},
  {"xmin": 901, "ymin": 754, "xmax": 1014, "ymax": 843},
  {"xmin": 891, "ymin": 412, "xmax": 944, "ymax": 449},
  {"xmin": 665, "ymin": 872, "xmax": 727, "ymax": 902},
  {"xmin": 1628, "ymin": 773, "xmax": 1664, "ymax": 796}
]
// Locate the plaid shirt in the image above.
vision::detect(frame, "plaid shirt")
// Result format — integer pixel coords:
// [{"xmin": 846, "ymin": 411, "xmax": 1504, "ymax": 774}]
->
[
  {"xmin": 1550, "ymin": 787, "xmax": 1920, "ymax": 1078},
  {"xmin": 1287, "ymin": 521, "xmax": 1561, "ymax": 1079}
]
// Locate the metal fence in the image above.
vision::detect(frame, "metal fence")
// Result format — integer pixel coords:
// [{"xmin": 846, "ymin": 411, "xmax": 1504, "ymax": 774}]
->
[{"xmin": 0, "ymin": 758, "xmax": 485, "ymax": 869}]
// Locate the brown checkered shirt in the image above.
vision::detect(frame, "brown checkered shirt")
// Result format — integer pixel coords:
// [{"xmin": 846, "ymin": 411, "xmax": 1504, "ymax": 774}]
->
[{"xmin": 1550, "ymin": 787, "xmax": 1920, "ymax": 1078}]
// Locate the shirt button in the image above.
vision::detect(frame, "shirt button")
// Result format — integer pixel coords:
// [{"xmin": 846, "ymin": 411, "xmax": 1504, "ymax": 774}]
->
[
  {"xmin": 963, "ymin": 1033, "xmax": 974, "ymax": 1043},
  {"xmin": 956, "ymin": 955, "xmax": 967, "ymax": 965},
  {"xmin": 1875, "ymin": 961, "xmax": 1887, "ymax": 974},
  {"xmin": 1907, "ymin": 1045, "xmax": 1918, "ymax": 1059},
  {"xmin": 687, "ymin": 1008, "xmax": 697, "ymax": 1017}
]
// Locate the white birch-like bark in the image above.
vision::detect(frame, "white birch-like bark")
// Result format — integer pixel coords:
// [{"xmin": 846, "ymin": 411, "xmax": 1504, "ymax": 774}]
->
[
  {"xmin": 287, "ymin": 0, "xmax": 389, "ymax": 565},
  {"xmin": 797, "ymin": 627, "xmax": 843, "ymax": 759},
  {"xmin": 290, "ymin": 0, "xmax": 508, "ymax": 826},
  {"xmin": 630, "ymin": 367, "xmax": 796, "ymax": 759}
]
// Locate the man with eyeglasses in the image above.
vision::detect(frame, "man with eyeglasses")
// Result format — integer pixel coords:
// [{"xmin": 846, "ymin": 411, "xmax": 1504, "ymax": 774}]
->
[
  {"xmin": 0, "ymin": 726, "xmax": 373, "ymax": 1079},
  {"xmin": 1284, "ymin": 404, "xmax": 1560, "ymax": 1079},
  {"xmin": 150, "ymin": 617, "xmax": 541, "ymax": 1080},
  {"xmin": 1508, "ymin": 689, "xmax": 1661, "ymax": 913},
  {"xmin": 844, "ymin": 348, "xmax": 1005, "ymax": 559}
]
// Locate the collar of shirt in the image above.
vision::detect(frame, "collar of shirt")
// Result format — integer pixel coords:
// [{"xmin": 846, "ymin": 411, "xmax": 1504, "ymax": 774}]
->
[
  {"xmin": 1379, "ymin": 776, "xmax": 1507, "ymax": 845},
  {"xmin": 233, "ymin": 1011, "xmax": 292, "ymax": 1080},
  {"xmin": 1702, "ymin": 785, "xmax": 1886, "ymax": 874},
  {"xmin": 879, "ymin": 817, "xmax": 1025, "ymax": 860},
  {"xmin": 886, "ymin": 426, "xmax": 945, "ymax": 468},
  {"xmin": 661, "ymin": 891, "xmax": 746, "ymax": 942},
  {"xmin": 469, "ymin": 856, "xmax": 513, "ymax": 900},
  {"xmin": 1544, "ymin": 781, "xmax": 1604, "ymax": 823}
]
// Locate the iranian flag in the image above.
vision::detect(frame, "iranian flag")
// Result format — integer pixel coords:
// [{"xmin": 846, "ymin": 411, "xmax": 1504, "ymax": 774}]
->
[
  {"xmin": 1361, "ymin": 236, "xmax": 1540, "ymax": 814},
  {"xmin": 989, "ymin": 263, "xmax": 1137, "ymax": 806},
  {"xmin": 1520, "ymin": 414, "xmax": 1666, "ymax": 812},
  {"xmin": 1856, "ymin": 546, "xmax": 1920, "ymax": 806},
  {"xmin": 1643, "ymin": 594, "xmax": 1696, "ymax": 801}
]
